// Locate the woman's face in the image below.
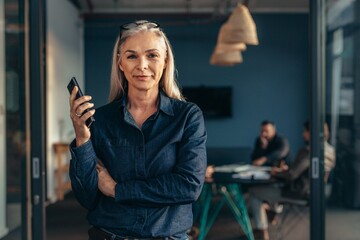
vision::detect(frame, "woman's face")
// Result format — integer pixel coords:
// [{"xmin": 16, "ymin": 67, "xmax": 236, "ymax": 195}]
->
[{"xmin": 119, "ymin": 31, "xmax": 167, "ymax": 94}]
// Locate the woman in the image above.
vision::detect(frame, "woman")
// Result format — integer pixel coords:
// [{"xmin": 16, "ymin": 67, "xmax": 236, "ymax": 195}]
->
[{"xmin": 69, "ymin": 20, "xmax": 207, "ymax": 240}]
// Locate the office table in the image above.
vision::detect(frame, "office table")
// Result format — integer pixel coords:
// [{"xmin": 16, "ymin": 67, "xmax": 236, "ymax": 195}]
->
[{"xmin": 197, "ymin": 172, "xmax": 275, "ymax": 240}]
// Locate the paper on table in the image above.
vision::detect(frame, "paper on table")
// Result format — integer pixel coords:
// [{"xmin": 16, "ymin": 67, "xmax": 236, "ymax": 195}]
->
[
  {"xmin": 214, "ymin": 164, "xmax": 272, "ymax": 173},
  {"xmin": 251, "ymin": 165, "xmax": 272, "ymax": 171},
  {"xmin": 232, "ymin": 170, "xmax": 271, "ymax": 180},
  {"xmin": 214, "ymin": 164, "xmax": 251, "ymax": 173}
]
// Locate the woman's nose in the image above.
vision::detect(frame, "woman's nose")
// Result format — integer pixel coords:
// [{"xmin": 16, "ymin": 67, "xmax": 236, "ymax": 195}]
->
[{"xmin": 137, "ymin": 57, "xmax": 148, "ymax": 70}]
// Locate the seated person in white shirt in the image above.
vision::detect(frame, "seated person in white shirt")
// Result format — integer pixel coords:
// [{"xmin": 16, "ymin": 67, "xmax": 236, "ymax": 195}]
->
[
  {"xmin": 324, "ymin": 122, "xmax": 336, "ymax": 182},
  {"xmin": 249, "ymin": 121, "xmax": 310, "ymax": 240},
  {"xmin": 249, "ymin": 121, "xmax": 336, "ymax": 240}
]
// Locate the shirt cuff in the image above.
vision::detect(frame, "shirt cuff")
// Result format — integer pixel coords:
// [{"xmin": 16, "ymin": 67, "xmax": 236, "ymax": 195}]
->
[{"xmin": 69, "ymin": 139, "xmax": 97, "ymax": 166}]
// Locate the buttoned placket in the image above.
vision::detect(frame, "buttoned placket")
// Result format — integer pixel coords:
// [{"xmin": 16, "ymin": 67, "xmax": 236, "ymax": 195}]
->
[{"xmin": 123, "ymin": 108, "xmax": 150, "ymax": 232}]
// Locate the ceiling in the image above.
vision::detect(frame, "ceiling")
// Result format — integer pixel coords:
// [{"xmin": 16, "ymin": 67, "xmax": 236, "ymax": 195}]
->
[{"xmin": 74, "ymin": 0, "xmax": 309, "ymax": 15}]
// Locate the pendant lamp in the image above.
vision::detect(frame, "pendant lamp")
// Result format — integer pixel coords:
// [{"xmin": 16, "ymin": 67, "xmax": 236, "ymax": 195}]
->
[
  {"xmin": 220, "ymin": 3, "xmax": 259, "ymax": 45},
  {"xmin": 209, "ymin": 1, "xmax": 258, "ymax": 66},
  {"xmin": 210, "ymin": 50, "xmax": 243, "ymax": 66}
]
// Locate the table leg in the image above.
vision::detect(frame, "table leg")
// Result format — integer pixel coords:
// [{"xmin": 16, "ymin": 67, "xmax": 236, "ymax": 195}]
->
[
  {"xmin": 221, "ymin": 184, "xmax": 255, "ymax": 240},
  {"xmin": 198, "ymin": 184, "xmax": 226, "ymax": 240},
  {"xmin": 204, "ymin": 197, "xmax": 226, "ymax": 235},
  {"xmin": 198, "ymin": 184, "xmax": 212, "ymax": 240}
]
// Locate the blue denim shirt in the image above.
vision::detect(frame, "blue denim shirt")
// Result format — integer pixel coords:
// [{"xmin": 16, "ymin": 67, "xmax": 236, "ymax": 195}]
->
[{"xmin": 69, "ymin": 91, "xmax": 207, "ymax": 238}]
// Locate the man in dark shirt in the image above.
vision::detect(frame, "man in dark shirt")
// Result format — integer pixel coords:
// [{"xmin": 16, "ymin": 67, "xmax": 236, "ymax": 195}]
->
[
  {"xmin": 249, "ymin": 121, "xmax": 311, "ymax": 240},
  {"xmin": 251, "ymin": 120, "xmax": 290, "ymax": 167}
]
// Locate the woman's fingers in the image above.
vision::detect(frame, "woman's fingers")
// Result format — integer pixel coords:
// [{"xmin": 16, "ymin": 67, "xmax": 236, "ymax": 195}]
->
[
  {"xmin": 71, "ymin": 109, "xmax": 95, "ymax": 127},
  {"xmin": 72, "ymin": 96, "xmax": 93, "ymax": 115},
  {"xmin": 76, "ymin": 102, "xmax": 94, "ymax": 117},
  {"xmin": 80, "ymin": 109, "xmax": 95, "ymax": 124},
  {"xmin": 69, "ymin": 86, "xmax": 78, "ymax": 105},
  {"xmin": 69, "ymin": 86, "xmax": 93, "ymax": 116},
  {"xmin": 69, "ymin": 86, "xmax": 94, "ymax": 125},
  {"xmin": 96, "ymin": 164, "xmax": 101, "ymax": 173},
  {"xmin": 68, "ymin": 85, "xmax": 95, "ymax": 146},
  {"xmin": 96, "ymin": 162, "xmax": 106, "ymax": 172},
  {"xmin": 96, "ymin": 164, "xmax": 116, "ymax": 198}
]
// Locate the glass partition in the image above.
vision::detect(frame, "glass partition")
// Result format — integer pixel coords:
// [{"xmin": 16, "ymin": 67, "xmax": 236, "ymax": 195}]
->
[
  {"xmin": 325, "ymin": 0, "xmax": 360, "ymax": 239},
  {"xmin": 0, "ymin": 0, "xmax": 7, "ymax": 235}
]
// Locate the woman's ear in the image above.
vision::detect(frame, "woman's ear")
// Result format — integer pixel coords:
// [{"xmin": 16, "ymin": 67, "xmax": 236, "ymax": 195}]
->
[
  {"xmin": 117, "ymin": 54, "xmax": 124, "ymax": 71},
  {"xmin": 119, "ymin": 62, "xmax": 124, "ymax": 71}
]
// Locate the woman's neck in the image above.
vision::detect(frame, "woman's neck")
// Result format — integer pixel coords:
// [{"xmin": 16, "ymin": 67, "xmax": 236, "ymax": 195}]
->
[
  {"xmin": 126, "ymin": 88, "xmax": 159, "ymax": 111},
  {"xmin": 126, "ymin": 88, "xmax": 159, "ymax": 128}
]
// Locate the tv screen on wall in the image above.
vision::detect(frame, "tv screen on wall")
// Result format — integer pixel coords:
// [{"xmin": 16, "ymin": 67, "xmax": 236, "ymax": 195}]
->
[{"xmin": 182, "ymin": 86, "xmax": 232, "ymax": 119}]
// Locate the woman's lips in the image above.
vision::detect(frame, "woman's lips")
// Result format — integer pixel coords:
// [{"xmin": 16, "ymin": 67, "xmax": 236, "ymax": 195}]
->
[{"xmin": 135, "ymin": 75, "xmax": 150, "ymax": 80}]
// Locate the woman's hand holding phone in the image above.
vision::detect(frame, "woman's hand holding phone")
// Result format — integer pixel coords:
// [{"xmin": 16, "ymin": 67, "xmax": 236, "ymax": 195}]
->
[{"xmin": 69, "ymin": 85, "xmax": 95, "ymax": 147}]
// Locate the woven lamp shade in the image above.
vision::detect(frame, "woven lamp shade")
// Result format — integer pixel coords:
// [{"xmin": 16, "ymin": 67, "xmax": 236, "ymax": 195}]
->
[
  {"xmin": 214, "ymin": 42, "xmax": 247, "ymax": 53},
  {"xmin": 220, "ymin": 4, "xmax": 258, "ymax": 45},
  {"xmin": 216, "ymin": 26, "xmax": 247, "ymax": 51},
  {"xmin": 209, "ymin": 42, "xmax": 245, "ymax": 66},
  {"xmin": 209, "ymin": 24, "xmax": 247, "ymax": 66},
  {"xmin": 210, "ymin": 50, "xmax": 243, "ymax": 66},
  {"xmin": 209, "ymin": 3, "xmax": 258, "ymax": 66}
]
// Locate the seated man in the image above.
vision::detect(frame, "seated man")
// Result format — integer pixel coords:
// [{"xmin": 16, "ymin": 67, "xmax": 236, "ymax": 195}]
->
[
  {"xmin": 248, "ymin": 121, "xmax": 311, "ymax": 240},
  {"xmin": 251, "ymin": 120, "xmax": 290, "ymax": 167}
]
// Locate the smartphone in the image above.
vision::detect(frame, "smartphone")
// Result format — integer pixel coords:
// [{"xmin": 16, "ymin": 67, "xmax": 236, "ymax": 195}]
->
[{"xmin": 67, "ymin": 77, "xmax": 95, "ymax": 128}]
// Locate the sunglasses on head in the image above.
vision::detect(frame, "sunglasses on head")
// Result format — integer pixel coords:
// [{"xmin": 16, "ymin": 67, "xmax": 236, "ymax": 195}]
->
[{"xmin": 119, "ymin": 21, "xmax": 160, "ymax": 38}]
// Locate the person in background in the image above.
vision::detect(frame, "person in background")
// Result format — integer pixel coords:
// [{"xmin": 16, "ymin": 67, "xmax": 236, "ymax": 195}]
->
[
  {"xmin": 248, "ymin": 121, "xmax": 310, "ymax": 240},
  {"xmin": 324, "ymin": 122, "xmax": 336, "ymax": 182},
  {"xmin": 251, "ymin": 120, "xmax": 290, "ymax": 167},
  {"xmin": 68, "ymin": 20, "xmax": 207, "ymax": 240}
]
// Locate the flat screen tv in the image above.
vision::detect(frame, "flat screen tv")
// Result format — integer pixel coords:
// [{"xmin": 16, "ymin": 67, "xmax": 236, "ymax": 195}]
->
[{"xmin": 182, "ymin": 86, "xmax": 232, "ymax": 119}]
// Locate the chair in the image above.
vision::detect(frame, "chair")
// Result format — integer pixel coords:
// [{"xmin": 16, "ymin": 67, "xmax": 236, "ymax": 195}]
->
[{"xmin": 275, "ymin": 197, "xmax": 309, "ymax": 240}]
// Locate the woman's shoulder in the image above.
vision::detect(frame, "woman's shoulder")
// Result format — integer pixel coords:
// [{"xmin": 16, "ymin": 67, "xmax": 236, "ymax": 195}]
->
[
  {"xmin": 171, "ymin": 97, "xmax": 196, "ymax": 107},
  {"xmin": 94, "ymin": 100, "xmax": 122, "ymax": 118},
  {"xmin": 169, "ymin": 97, "xmax": 202, "ymax": 115}
]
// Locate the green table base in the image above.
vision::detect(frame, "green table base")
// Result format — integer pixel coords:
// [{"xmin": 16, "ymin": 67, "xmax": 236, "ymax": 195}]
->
[{"xmin": 198, "ymin": 183, "xmax": 254, "ymax": 240}]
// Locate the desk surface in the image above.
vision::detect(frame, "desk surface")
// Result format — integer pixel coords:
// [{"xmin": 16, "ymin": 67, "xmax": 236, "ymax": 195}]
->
[
  {"xmin": 207, "ymin": 172, "xmax": 278, "ymax": 184},
  {"xmin": 206, "ymin": 162, "xmax": 280, "ymax": 185}
]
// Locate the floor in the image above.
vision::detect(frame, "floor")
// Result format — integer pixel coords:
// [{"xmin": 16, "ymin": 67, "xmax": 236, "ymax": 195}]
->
[
  {"xmin": 2, "ymin": 192, "xmax": 360, "ymax": 240},
  {"xmin": 46, "ymin": 193, "xmax": 90, "ymax": 240},
  {"xmin": 325, "ymin": 208, "xmax": 360, "ymax": 240},
  {"xmin": 6, "ymin": 204, "xmax": 21, "ymax": 233}
]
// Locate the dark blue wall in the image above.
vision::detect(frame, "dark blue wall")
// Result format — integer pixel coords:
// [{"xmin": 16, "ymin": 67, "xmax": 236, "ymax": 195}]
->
[{"xmin": 84, "ymin": 14, "xmax": 310, "ymax": 161}]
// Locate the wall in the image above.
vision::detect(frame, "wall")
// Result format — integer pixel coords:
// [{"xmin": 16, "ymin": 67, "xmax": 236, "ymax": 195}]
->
[
  {"xmin": 46, "ymin": 0, "xmax": 83, "ymax": 201},
  {"xmin": 85, "ymin": 14, "xmax": 309, "ymax": 161}
]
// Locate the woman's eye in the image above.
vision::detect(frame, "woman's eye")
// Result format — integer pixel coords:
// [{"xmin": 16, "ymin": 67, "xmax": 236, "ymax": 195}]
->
[
  {"xmin": 127, "ymin": 54, "xmax": 137, "ymax": 59},
  {"xmin": 148, "ymin": 53, "xmax": 158, "ymax": 58}
]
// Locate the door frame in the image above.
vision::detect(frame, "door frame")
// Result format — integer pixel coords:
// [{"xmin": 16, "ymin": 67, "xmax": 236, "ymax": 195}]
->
[
  {"xmin": 29, "ymin": 0, "xmax": 47, "ymax": 239},
  {"xmin": 310, "ymin": 0, "xmax": 326, "ymax": 240}
]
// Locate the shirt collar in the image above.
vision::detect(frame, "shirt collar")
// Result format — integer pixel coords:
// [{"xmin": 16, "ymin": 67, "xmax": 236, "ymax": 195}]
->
[
  {"xmin": 158, "ymin": 91, "xmax": 174, "ymax": 116},
  {"xmin": 118, "ymin": 90, "xmax": 174, "ymax": 117}
]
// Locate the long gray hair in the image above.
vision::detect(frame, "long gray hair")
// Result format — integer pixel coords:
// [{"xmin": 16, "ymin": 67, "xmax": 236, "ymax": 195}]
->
[{"xmin": 108, "ymin": 20, "xmax": 184, "ymax": 102}]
